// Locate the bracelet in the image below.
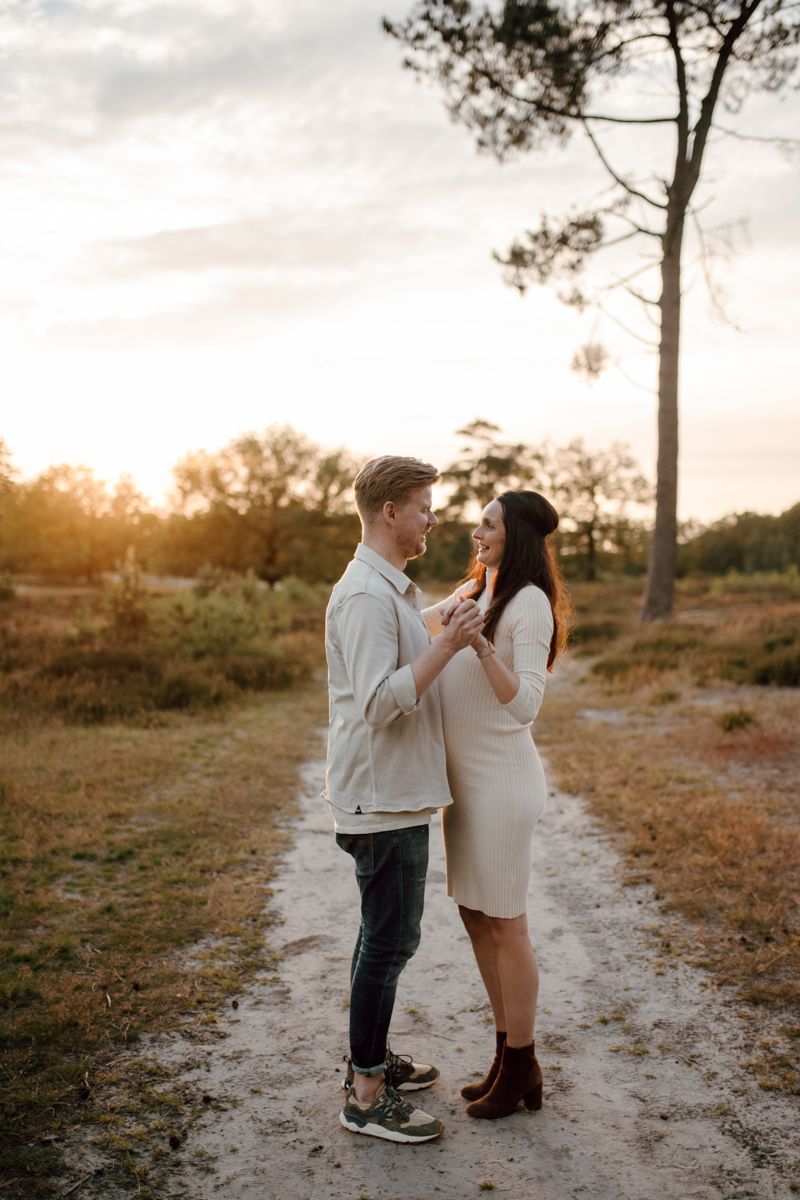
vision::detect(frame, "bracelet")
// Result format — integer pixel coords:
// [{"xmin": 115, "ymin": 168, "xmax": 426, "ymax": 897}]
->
[{"xmin": 475, "ymin": 640, "xmax": 495, "ymax": 661}]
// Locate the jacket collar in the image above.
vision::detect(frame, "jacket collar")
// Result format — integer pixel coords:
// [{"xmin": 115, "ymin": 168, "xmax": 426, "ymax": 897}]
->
[{"xmin": 354, "ymin": 543, "xmax": 416, "ymax": 596}]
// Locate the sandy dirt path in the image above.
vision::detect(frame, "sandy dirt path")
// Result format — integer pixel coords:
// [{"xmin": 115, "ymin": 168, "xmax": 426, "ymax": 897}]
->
[{"xmin": 149, "ymin": 743, "xmax": 800, "ymax": 1200}]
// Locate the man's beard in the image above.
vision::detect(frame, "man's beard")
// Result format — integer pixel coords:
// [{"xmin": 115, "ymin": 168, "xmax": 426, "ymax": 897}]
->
[{"xmin": 400, "ymin": 531, "xmax": 427, "ymax": 560}]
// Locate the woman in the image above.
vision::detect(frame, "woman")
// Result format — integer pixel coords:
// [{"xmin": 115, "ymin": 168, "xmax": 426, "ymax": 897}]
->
[{"xmin": 423, "ymin": 490, "xmax": 570, "ymax": 1120}]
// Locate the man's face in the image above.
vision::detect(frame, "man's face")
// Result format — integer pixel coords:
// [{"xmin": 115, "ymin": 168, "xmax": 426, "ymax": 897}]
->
[{"xmin": 393, "ymin": 485, "xmax": 438, "ymax": 560}]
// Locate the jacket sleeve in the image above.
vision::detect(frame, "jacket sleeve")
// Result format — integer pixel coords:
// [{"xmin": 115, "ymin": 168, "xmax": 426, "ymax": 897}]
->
[
  {"xmin": 335, "ymin": 592, "xmax": 420, "ymax": 728},
  {"xmin": 501, "ymin": 588, "xmax": 553, "ymax": 726}
]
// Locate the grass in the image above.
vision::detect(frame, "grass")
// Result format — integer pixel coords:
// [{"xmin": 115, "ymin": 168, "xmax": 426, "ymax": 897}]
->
[
  {"xmin": 0, "ymin": 580, "xmax": 329, "ymax": 1199},
  {"xmin": 536, "ymin": 573, "xmax": 800, "ymax": 1094},
  {"xmin": 3, "ymin": 569, "xmax": 798, "ymax": 1198},
  {"xmin": 575, "ymin": 573, "xmax": 800, "ymax": 689},
  {"xmin": 0, "ymin": 573, "xmax": 325, "ymax": 725}
]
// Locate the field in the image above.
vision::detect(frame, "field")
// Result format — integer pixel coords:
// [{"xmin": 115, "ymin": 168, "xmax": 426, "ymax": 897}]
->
[
  {"xmin": 0, "ymin": 578, "xmax": 328, "ymax": 1198},
  {"xmin": 1, "ymin": 570, "xmax": 798, "ymax": 1197},
  {"xmin": 535, "ymin": 572, "xmax": 800, "ymax": 1093}
]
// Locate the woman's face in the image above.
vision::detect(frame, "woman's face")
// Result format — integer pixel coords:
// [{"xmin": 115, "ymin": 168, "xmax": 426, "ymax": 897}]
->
[{"xmin": 473, "ymin": 499, "xmax": 506, "ymax": 570}]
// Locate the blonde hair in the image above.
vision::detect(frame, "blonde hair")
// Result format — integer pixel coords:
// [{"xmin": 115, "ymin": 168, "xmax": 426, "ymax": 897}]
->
[{"xmin": 354, "ymin": 456, "xmax": 439, "ymax": 520}]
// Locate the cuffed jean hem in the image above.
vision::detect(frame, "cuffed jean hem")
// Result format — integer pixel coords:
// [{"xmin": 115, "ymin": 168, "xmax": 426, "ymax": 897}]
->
[{"xmin": 351, "ymin": 1060, "xmax": 386, "ymax": 1077}]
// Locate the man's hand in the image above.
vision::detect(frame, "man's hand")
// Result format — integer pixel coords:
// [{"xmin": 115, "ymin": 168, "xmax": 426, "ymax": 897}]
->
[
  {"xmin": 440, "ymin": 596, "xmax": 477, "ymax": 627},
  {"xmin": 439, "ymin": 599, "xmax": 484, "ymax": 651},
  {"xmin": 411, "ymin": 596, "xmax": 485, "ymax": 699}
]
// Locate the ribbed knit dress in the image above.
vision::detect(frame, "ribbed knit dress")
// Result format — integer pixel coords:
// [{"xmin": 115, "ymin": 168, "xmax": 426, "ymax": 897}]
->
[{"xmin": 429, "ymin": 584, "xmax": 553, "ymax": 919}]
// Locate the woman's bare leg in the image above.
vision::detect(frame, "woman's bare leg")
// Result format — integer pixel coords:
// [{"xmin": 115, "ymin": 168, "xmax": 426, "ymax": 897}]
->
[
  {"xmin": 459, "ymin": 907, "xmax": 539, "ymax": 1045},
  {"xmin": 458, "ymin": 905, "xmax": 506, "ymax": 1030},
  {"xmin": 487, "ymin": 913, "xmax": 539, "ymax": 1046}
]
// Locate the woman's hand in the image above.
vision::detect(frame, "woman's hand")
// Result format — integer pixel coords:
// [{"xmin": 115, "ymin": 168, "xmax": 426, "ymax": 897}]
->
[
  {"xmin": 440, "ymin": 596, "xmax": 477, "ymax": 628},
  {"xmin": 441, "ymin": 599, "xmax": 488, "ymax": 652}
]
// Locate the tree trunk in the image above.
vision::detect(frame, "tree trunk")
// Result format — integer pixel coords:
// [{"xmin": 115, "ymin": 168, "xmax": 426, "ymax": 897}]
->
[
  {"xmin": 585, "ymin": 522, "xmax": 597, "ymax": 582},
  {"xmin": 642, "ymin": 211, "xmax": 684, "ymax": 621}
]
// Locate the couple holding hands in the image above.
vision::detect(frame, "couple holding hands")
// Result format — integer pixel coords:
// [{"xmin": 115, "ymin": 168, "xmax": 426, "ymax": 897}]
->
[{"xmin": 324, "ymin": 455, "xmax": 569, "ymax": 1143}]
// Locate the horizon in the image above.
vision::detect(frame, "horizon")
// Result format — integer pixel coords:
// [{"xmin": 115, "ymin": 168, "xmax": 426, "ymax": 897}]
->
[{"xmin": 2, "ymin": 426, "xmax": 797, "ymax": 529}]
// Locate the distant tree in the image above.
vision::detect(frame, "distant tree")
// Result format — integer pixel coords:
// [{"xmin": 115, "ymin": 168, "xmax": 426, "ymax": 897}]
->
[
  {"xmin": 0, "ymin": 438, "xmax": 13, "ymax": 499},
  {"xmin": 441, "ymin": 418, "xmax": 544, "ymax": 519},
  {"xmin": 439, "ymin": 420, "xmax": 651, "ymax": 579},
  {"xmin": 0, "ymin": 439, "xmax": 17, "ymax": 573},
  {"xmin": 106, "ymin": 476, "xmax": 160, "ymax": 568},
  {"xmin": 9, "ymin": 465, "xmax": 111, "ymax": 581},
  {"xmin": 541, "ymin": 439, "xmax": 652, "ymax": 580},
  {"xmin": 386, "ymin": 0, "xmax": 800, "ymax": 618},
  {"xmin": 1, "ymin": 465, "xmax": 158, "ymax": 581},
  {"xmin": 173, "ymin": 426, "xmax": 359, "ymax": 583},
  {"xmin": 679, "ymin": 502, "xmax": 800, "ymax": 573}
]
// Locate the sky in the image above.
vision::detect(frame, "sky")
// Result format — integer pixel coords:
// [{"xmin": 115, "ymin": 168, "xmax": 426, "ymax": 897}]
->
[{"xmin": 1, "ymin": 0, "xmax": 798, "ymax": 523}]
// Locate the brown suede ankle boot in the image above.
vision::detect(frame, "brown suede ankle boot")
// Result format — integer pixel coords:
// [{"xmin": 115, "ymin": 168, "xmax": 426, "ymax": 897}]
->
[
  {"xmin": 466, "ymin": 1040, "xmax": 543, "ymax": 1120},
  {"xmin": 460, "ymin": 1031, "xmax": 506, "ymax": 1101}
]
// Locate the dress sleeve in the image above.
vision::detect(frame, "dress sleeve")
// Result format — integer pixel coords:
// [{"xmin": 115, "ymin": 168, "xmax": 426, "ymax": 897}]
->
[
  {"xmin": 501, "ymin": 588, "xmax": 553, "ymax": 726},
  {"xmin": 335, "ymin": 593, "xmax": 419, "ymax": 728},
  {"xmin": 421, "ymin": 585, "xmax": 467, "ymax": 636}
]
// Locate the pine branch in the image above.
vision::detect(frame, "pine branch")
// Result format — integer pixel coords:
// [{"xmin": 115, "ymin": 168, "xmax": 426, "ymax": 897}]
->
[
  {"xmin": 421, "ymin": 34, "xmax": 678, "ymax": 128},
  {"xmin": 626, "ymin": 287, "xmax": 661, "ymax": 311},
  {"xmin": 711, "ymin": 123, "xmax": 800, "ymax": 147},
  {"xmin": 599, "ymin": 258, "xmax": 662, "ymax": 295},
  {"xmin": 687, "ymin": 0, "xmax": 765, "ymax": 192},
  {"xmin": 581, "ymin": 120, "xmax": 668, "ymax": 209},
  {"xmin": 690, "ymin": 208, "xmax": 744, "ymax": 332},
  {"xmin": 596, "ymin": 300, "xmax": 661, "ymax": 349}
]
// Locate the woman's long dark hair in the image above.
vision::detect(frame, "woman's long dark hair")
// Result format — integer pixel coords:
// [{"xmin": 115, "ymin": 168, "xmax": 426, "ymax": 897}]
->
[{"xmin": 463, "ymin": 490, "xmax": 571, "ymax": 670}]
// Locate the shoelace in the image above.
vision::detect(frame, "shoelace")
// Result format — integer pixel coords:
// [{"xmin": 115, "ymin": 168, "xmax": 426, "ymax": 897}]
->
[
  {"xmin": 385, "ymin": 1047, "xmax": 413, "ymax": 1076},
  {"xmin": 376, "ymin": 1084, "xmax": 414, "ymax": 1121}
]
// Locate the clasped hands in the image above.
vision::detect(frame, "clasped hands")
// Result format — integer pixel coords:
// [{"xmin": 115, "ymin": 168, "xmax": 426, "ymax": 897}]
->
[{"xmin": 439, "ymin": 596, "xmax": 488, "ymax": 653}]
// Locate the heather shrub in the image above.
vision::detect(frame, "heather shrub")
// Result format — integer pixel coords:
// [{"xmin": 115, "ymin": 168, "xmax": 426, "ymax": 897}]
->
[{"xmin": 0, "ymin": 573, "xmax": 326, "ymax": 725}]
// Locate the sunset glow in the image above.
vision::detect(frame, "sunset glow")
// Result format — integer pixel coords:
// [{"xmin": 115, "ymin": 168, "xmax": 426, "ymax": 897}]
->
[{"xmin": 2, "ymin": 0, "xmax": 798, "ymax": 521}]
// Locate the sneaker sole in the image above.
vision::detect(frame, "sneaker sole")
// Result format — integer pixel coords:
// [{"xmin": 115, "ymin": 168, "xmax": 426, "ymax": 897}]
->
[{"xmin": 339, "ymin": 1111, "xmax": 443, "ymax": 1143}]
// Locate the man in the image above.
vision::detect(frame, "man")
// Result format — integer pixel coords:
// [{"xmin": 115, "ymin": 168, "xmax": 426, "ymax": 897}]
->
[{"xmin": 325, "ymin": 455, "xmax": 484, "ymax": 1143}]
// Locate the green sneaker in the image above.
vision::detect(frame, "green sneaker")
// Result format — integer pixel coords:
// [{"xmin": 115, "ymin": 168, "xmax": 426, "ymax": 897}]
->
[
  {"xmin": 386, "ymin": 1046, "xmax": 440, "ymax": 1092},
  {"xmin": 341, "ymin": 1048, "xmax": 440, "ymax": 1093},
  {"xmin": 340, "ymin": 1082, "xmax": 444, "ymax": 1143}
]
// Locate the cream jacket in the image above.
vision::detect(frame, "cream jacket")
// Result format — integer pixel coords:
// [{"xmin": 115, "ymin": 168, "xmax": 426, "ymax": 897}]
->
[{"xmin": 324, "ymin": 544, "xmax": 453, "ymax": 815}]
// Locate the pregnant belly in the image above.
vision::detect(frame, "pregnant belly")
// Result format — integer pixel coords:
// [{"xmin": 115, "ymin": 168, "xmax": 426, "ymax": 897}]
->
[{"xmin": 444, "ymin": 722, "xmax": 543, "ymax": 776}]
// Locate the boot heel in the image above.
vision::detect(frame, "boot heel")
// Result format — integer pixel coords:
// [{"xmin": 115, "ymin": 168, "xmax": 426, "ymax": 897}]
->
[{"xmin": 523, "ymin": 1082, "xmax": 543, "ymax": 1111}]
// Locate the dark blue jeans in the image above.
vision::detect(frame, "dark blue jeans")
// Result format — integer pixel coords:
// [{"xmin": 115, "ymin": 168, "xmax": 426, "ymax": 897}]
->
[{"xmin": 336, "ymin": 824, "xmax": 429, "ymax": 1075}]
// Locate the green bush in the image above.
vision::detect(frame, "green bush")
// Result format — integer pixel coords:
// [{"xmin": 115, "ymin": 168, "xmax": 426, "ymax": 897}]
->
[
  {"xmin": 749, "ymin": 647, "xmax": 800, "ymax": 688},
  {"xmin": 590, "ymin": 612, "xmax": 799, "ymax": 690},
  {"xmin": 44, "ymin": 645, "xmax": 161, "ymax": 681},
  {"xmin": 156, "ymin": 665, "xmax": 231, "ymax": 710},
  {"xmin": 570, "ymin": 620, "xmax": 622, "ymax": 653},
  {"xmin": 149, "ymin": 580, "xmax": 294, "ymax": 659},
  {"xmin": 591, "ymin": 655, "xmax": 636, "ymax": 681},
  {"xmin": 0, "ymin": 572, "xmax": 327, "ymax": 726}
]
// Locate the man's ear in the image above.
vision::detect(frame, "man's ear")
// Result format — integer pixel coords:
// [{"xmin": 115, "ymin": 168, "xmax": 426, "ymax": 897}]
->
[{"xmin": 382, "ymin": 500, "xmax": 397, "ymax": 525}]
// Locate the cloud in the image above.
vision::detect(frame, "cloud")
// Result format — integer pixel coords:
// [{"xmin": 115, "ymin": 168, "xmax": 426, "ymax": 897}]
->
[
  {"xmin": 0, "ymin": 0, "xmax": 381, "ymax": 150},
  {"xmin": 48, "ymin": 270, "xmax": 364, "ymax": 348},
  {"xmin": 87, "ymin": 204, "xmax": 466, "ymax": 280}
]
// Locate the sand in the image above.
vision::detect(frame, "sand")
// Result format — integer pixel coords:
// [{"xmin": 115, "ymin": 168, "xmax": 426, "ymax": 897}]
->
[{"xmin": 134, "ymin": 746, "xmax": 800, "ymax": 1200}]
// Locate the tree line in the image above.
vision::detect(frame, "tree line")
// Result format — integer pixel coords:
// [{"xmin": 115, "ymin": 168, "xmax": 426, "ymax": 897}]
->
[{"xmin": 0, "ymin": 427, "xmax": 795, "ymax": 587}]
